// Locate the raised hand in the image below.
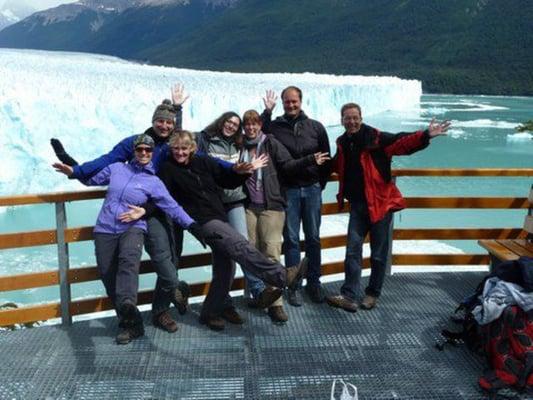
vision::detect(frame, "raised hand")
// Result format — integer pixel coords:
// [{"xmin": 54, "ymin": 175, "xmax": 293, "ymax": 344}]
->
[
  {"xmin": 52, "ymin": 162, "xmax": 74, "ymax": 177},
  {"xmin": 250, "ymin": 153, "xmax": 269, "ymax": 170},
  {"xmin": 118, "ymin": 205, "xmax": 146, "ymax": 223},
  {"xmin": 262, "ymin": 89, "xmax": 278, "ymax": 112},
  {"xmin": 171, "ymin": 83, "xmax": 190, "ymax": 106},
  {"xmin": 314, "ymin": 152, "xmax": 331, "ymax": 165},
  {"xmin": 428, "ymin": 118, "xmax": 451, "ymax": 137}
]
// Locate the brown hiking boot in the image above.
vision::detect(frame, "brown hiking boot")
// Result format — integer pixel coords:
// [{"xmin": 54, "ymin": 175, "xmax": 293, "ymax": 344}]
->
[
  {"xmin": 326, "ymin": 295, "xmax": 358, "ymax": 313},
  {"xmin": 255, "ymin": 286, "xmax": 283, "ymax": 309},
  {"xmin": 286, "ymin": 257, "xmax": 308, "ymax": 289},
  {"xmin": 360, "ymin": 295, "xmax": 378, "ymax": 310},
  {"xmin": 268, "ymin": 305, "xmax": 289, "ymax": 323},
  {"xmin": 116, "ymin": 326, "xmax": 144, "ymax": 345},
  {"xmin": 199, "ymin": 314, "xmax": 225, "ymax": 331},
  {"xmin": 221, "ymin": 307, "xmax": 244, "ymax": 324},
  {"xmin": 153, "ymin": 310, "xmax": 179, "ymax": 333}
]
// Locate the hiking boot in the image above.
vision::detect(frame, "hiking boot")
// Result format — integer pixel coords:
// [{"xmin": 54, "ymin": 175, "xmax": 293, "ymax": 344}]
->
[
  {"xmin": 268, "ymin": 305, "xmax": 289, "ymax": 323},
  {"xmin": 255, "ymin": 286, "xmax": 283, "ymax": 309},
  {"xmin": 199, "ymin": 314, "xmax": 225, "ymax": 331},
  {"xmin": 305, "ymin": 284, "xmax": 325, "ymax": 304},
  {"xmin": 116, "ymin": 325, "xmax": 144, "ymax": 345},
  {"xmin": 172, "ymin": 281, "xmax": 190, "ymax": 315},
  {"xmin": 153, "ymin": 310, "xmax": 179, "ymax": 333},
  {"xmin": 221, "ymin": 307, "xmax": 244, "ymax": 324},
  {"xmin": 326, "ymin": 295, "xmax": 358, "ymax": 313},
  {"xmin": 286, "ymin": 257, "xmax": 308, "ymax": 289},
  {"xmin": 360, "ymin": 295, "xmax": 378, "ymax": 310},
  {"xmin": 287, "ymin": 288, "xmax": 302, "ymax": 307}
]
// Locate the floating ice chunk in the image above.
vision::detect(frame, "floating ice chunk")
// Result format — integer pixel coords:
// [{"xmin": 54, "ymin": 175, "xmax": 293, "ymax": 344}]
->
[{"xmin": 506, "ymin": 132, "xmax": 533, "ymax": 142}]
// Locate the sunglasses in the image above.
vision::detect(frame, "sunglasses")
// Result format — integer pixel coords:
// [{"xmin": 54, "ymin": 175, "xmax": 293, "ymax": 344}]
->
[{"xmin": 135, "ymin": 146, "xmax": 153, "ymax": 154}]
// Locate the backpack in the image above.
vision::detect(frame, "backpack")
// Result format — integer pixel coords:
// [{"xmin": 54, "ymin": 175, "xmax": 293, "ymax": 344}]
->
[{"xmin": 439, "ymin": 265, "xmax": 533, "ymax": 397}]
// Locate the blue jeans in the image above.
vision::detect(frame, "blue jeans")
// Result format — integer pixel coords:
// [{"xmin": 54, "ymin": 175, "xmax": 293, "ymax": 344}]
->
[
  {"xmin": 341, "ymin": 202, "xmax": 392, "ymax": 301},
  {"xmin": 283, "ymin": 183, "xmax": 322, "ymax": 288}
]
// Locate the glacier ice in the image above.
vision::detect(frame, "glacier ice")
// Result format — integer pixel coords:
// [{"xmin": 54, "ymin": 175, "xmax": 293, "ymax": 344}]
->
[{"xmin": 0, "ymin": 48, "xmax": 421, "ymax": 195}]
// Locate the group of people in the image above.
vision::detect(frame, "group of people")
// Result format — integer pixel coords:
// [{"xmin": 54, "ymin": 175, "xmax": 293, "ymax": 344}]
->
[{"xmin": 52, "ymin": 84, "xmax": 450, "ymax": 344}]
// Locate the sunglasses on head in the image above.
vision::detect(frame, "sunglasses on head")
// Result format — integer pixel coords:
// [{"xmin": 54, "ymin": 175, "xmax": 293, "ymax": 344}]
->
[{"xmin": 135, "ymin": 146, "xmax": 153, "ymax": 153}]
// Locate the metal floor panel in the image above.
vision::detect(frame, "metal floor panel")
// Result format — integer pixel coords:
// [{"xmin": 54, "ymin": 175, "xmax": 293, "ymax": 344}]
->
[{"xmin": 0, "ymin": 272, "xmax": 531, "ymax": 400}]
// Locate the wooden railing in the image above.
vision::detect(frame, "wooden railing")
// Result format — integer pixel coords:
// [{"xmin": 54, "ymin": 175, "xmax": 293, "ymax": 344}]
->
[{"xmin": 0, "ymin": 169, "xmax": 531, "ymax": 327}]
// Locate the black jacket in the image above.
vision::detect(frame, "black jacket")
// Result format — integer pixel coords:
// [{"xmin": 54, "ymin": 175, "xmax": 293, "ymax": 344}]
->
[
  {"xmin": 261, "ymin": 110, "xmax": 331, "ymax": 189},
  {"xmin": 243, "ymin": 134, "xmax": 316, "ymax": 211},
  {"xmin": 159, "ymin": 154, "xmax": 247, "ymax": 225}
]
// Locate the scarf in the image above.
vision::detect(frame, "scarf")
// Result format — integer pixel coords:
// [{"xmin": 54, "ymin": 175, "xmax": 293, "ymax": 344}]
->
[{"xmin": 240, "ymin": 132, "xmax": 266, "ymax": 189}]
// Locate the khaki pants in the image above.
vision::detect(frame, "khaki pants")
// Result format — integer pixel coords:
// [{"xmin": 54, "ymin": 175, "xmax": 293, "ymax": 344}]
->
[{"xmin": 246, "ymin": 208, "xmax": 286, "ymax": 307}]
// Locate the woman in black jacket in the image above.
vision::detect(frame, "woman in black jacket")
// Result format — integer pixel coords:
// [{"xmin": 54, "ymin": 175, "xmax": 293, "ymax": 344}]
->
[{"xmin": 159, "ymin": 130, "xmax": 307, "ymax": 331}]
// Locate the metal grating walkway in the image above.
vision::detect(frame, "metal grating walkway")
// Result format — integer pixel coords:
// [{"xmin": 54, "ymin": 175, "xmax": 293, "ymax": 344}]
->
[{"xmin": 0, "ymin": 272, "xmax": 531, "ymax": 400}]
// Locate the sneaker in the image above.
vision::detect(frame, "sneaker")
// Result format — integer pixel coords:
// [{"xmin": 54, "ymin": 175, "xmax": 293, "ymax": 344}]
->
[
  {"xmin": 199, "ymin": 315, "xmax": 225, "ymax": 331},
  {"xmin": 172, "ymin": 282, "xmax": 190, "ymax": 315},
  {"xmin": 360, "ymin": 295, "xmax": 378, "ymax": 310},
  {"xmin": 287, "ymin": 288, "xmax": 302, "ymax": 307},
  {"xmin": 305, "ymin": 284, "xmax": 325, "ymax": 304},
  {"xmin": 153, "ymin": 310, "xmax": 179, "ymax": 333},
  {"xmin": 286, "ymin": 257, "xmax": 308, "ymax": 289},
  {"xmin": 221, "ymin": 307, "xmax": 244, "ymax": 324},
  {"xmin": 268, "ymin": 305, "xmax": 289, "ymax": 323},
  {"xmin": 326, "ymin": 295, "xmax": 358, "ymax": 313},
  {"xmin": 255, "ymin": 286, "xmax": 283, "ymax": 309}
]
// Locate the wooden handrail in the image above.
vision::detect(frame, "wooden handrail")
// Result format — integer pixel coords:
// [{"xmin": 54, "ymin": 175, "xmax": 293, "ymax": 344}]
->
[
  {"xmin": 2, "ymin": 201, "xmax": 529, "ymax": 249},
  {"xmin": 1, "ymin": 168, "xmax": 532, "ymax": 206},
  {"xmin": 0, "ymin": 228, "xmax": 524, "ymax": 291}
]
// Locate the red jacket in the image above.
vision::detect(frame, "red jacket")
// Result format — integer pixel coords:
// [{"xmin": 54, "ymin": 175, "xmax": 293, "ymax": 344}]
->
[{"xmin": 333, "ymin": 124, "xmax": 430, "ymax": 223}]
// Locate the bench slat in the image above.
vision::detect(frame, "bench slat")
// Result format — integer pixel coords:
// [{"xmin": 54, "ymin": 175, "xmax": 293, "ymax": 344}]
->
[
  {"xmin": 497, "ymin": 240, "xmax": 533, "ymax": 258},
  {"xmin": 478, "ymin": 239, "xmax": 520, "ymax": 261}
]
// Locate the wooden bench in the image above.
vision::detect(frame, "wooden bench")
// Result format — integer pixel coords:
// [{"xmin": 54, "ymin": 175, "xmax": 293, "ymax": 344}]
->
[{"xmin": 478, "ymin": 186, "xmax": 533, "ymax": 269}]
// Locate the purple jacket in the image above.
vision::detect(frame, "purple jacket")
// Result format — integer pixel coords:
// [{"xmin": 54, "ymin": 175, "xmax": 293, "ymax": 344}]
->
[{"xmin": 85, "ymin": 161, "xmax": 194, "ymax": 234}]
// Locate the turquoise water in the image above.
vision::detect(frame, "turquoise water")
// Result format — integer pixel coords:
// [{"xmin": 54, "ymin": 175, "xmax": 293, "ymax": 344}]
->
[{"xmin": 1, "ymin": 94, "xmax": 532, "ymax": 306}]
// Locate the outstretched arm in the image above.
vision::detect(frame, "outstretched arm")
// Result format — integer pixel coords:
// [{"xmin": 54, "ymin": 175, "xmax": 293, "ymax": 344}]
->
[{"xmin": 383, "ymin": 118, "xmax": 450, "ymax": 157}]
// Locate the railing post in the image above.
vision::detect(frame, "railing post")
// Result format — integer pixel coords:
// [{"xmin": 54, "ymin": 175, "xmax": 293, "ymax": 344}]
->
[
  {"xmin": 386, "ymin": 177, "xmax": 396, "ymax": 276},
  {"xmin": 55, "ymin": 201, "xmax": 72, "ymax": 326}
]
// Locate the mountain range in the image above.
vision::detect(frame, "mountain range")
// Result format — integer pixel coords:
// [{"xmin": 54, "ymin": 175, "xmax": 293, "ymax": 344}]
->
[{"xmin": 0, "ymin": 0, "xmax": 532, "ymax": 95}]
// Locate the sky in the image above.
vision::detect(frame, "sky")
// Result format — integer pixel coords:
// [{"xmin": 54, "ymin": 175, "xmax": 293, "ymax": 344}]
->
[{"xmin": 0, "ymin": 0, "xmax": 77, "ymax": 12}]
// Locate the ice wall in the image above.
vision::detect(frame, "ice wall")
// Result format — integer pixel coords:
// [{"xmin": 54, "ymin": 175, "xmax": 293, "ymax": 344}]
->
[{"xmin": 0, "ymin": 48, "xmax": 422, "ymax": 195}]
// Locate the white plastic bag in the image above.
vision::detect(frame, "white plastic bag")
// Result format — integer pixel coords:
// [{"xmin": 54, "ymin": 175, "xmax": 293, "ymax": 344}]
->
[{"xmin": 330, "ymin": 379, "xmax": 358, "ymax": 400}]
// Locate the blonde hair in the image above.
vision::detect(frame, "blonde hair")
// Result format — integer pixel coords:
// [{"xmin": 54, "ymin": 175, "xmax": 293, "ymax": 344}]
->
[{"xmin": 169, "ymin": 130, "xmax": 197, "ymax": 154}]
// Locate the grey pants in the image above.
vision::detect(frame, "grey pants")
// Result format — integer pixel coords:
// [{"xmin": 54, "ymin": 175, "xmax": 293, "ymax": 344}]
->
[
  {"xmin": 94, "ymin": 228, "xmax": 144, "ymax": 309},
  {"xmin": 200, "ymin": 219, "xmax": 288, "ymax": 317},
  {"xmin": 144, "ymin": 215, "xmax": 183, "ymax": 316}
]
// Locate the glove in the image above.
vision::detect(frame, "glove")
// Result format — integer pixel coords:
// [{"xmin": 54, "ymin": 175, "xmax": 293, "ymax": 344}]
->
[
  {"xmin": 188, "ymin": 222, "xmax": 208, "ymax": 249},
  {"xmin": 51, "ymin": 138, "xmax": 79, "ymax": 166}
]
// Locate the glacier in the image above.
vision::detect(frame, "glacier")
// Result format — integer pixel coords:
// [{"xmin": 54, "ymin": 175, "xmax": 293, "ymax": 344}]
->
[{"xmin": 0, "ymin": 48, "xmax": 421, "ymax": 196}]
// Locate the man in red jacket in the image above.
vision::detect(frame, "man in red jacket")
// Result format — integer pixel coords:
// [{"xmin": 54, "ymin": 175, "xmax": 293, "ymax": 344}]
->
[{"xmin": 326, "ymin": 103, "xmax": 450, "ymax": 312}]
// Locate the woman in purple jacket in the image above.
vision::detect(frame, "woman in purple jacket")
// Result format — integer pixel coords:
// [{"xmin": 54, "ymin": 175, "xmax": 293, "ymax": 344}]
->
[{"xmin": 53, "ymin": 134, "xmax": 200, "ymax": 345}]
